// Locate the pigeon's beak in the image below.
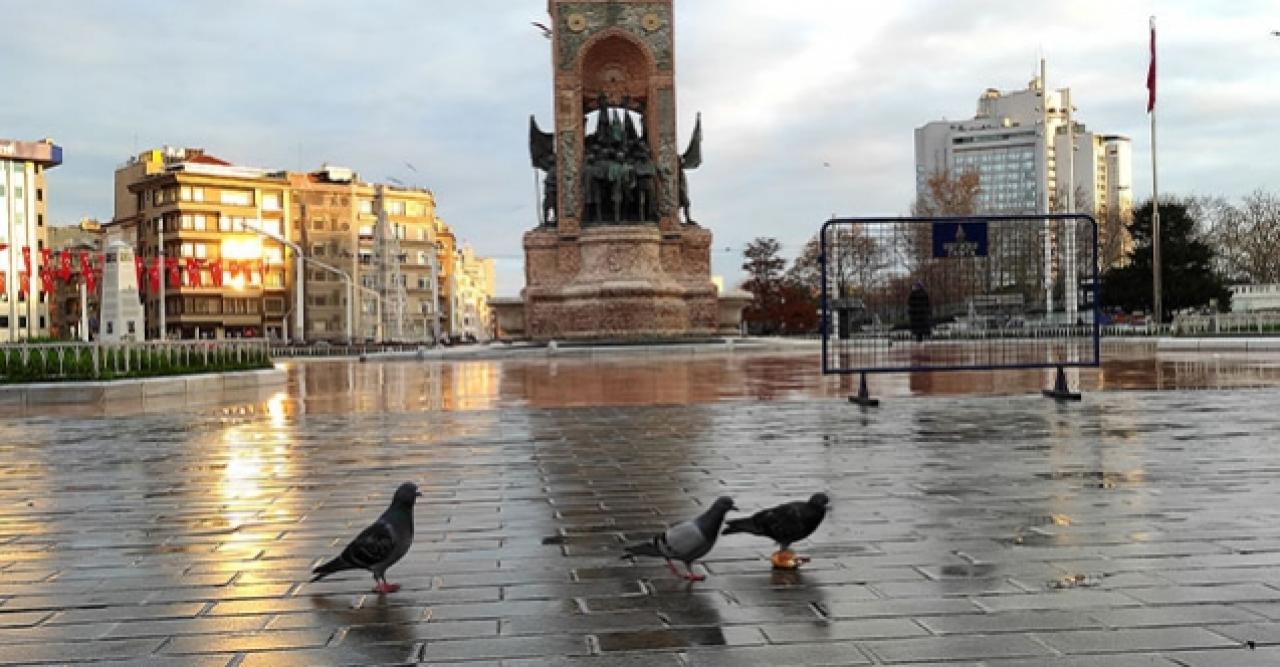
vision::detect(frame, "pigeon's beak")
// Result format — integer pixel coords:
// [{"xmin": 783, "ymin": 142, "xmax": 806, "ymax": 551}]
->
[
  {"xmin": 415, "ymin": 491, "xmax": 423, "ymax": 498},
  {"xmin": 730, "ymin": 505, "xmax": 739, "ymax": 512}
]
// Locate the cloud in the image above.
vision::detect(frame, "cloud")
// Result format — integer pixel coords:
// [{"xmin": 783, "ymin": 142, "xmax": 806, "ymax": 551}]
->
[{"xmin": 2, "ymin": 0, "xmax": 1276, "ymax": 297}]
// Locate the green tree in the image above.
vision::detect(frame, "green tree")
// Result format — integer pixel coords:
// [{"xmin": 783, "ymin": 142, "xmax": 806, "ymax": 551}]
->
[{"xmin": 1102, "ymin": 198, "xmax": 1231, "ymax": 320}]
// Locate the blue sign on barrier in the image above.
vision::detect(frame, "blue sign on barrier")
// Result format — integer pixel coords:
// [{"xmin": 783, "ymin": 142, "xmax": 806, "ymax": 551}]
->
[{"xmin": 932, "ymin": 221, "xmax": 988, "ymax": 258}]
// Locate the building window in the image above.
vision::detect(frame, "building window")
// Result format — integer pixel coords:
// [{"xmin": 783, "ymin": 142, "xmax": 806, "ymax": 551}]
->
[
  {"xmin": 312, "ymin": 244, "xmax": 325, "ymax": 257},
  {"xmin": 192, "ymin": 187, "xmax": 204, "ymax": 202},
  {"xmin": 106, "ymin": 321, "xmax": 113, "ymax": 335},
  {"xmin": 220, "ymin": 189, "xmax": 253, "ymax": 206},
  {"xmin": 312, "ymin": 219, "xmax": 326, "ymax": 231},
  {"xmin": 262, "ymin": 192, "xmax": 281, "ymax": 211},
  {"xmin": 36, "ymin": 188, "xmax": 43, "ymax": 202},
  {"xmin": 127, "ymin": 321, "xmax": 135, "ymax": 334},
  {"xmin": 14, "ymin": 186, "xmax": 23, "ymax": 199},
  {"xmin": 37, "ymin": 214, "xmax": 43, "ymax": 227},
  {"xmin": 358, "ymin": 200, "xmax": 373, "ymax": 215},
  {"xmin": 358, "ymin": 224, "xmax": 373, "ymax": 237},
  {"xmin": 388, "ymin": 201, "xmax": 405, "ymax": 215}
]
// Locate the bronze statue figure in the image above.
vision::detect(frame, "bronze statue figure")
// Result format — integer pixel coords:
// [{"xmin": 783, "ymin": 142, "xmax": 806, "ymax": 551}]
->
[
  {"xmin": 529, "ymin": 115, "xmax": 557, "ymax": 226},
  {"xmin": 679, "ymin": 112, "xmax": 702, "ymax": 225}
]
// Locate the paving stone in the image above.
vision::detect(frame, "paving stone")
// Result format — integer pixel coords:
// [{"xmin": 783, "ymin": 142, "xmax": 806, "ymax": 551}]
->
[
  {"xmin": 419, "ymin": 634, "xmax": 590, "ymax": 661},
  {"xmin": 1035, "ymin": 627, "xmax": 1240, "ymax": 654},
  {"xmin": 1090, "ymin": 604, "xmax": 1265, "ymax": 629},
  {"xmin": 862, "ymin": 634, "xmax": 1055, "ymax": 663},
  {"xmin": 1167, "ymin": 646, "xmax": 1280, "ymax": 666}
]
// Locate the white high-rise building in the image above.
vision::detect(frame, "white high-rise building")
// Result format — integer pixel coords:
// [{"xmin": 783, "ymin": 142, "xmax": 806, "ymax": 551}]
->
[
  {"xmin": 915, "ymin": 72, "xmax": 1133, "ymax": 266},
  {"xmin": 1, "ymin": 138, "xmax": 61, "ymax": 342}
]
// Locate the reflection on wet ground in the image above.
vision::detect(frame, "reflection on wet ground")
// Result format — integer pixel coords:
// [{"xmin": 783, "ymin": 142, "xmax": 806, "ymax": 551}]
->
[{"xmin": 3, "ymin": 343, "xmax": 1280, "ymax": 664}]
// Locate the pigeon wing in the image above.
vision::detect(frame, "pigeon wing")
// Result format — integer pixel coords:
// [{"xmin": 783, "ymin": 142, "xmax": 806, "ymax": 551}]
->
[
  {"xmin": 340, "ymin": 518, "xmax": 398, "ymax": 570},
  {"xmin": 663, "ymin": 520, "xmax": 712, "ymax": 561},
  {"xmin": 757, "ymin": 502, "xmax": 823, "ymax": 545}
]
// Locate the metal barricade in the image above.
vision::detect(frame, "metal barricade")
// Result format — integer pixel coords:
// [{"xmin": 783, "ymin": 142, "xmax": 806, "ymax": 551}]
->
[{"xmin": 820, "ymin": 214, "xmax": 1101, "ymax": 403}]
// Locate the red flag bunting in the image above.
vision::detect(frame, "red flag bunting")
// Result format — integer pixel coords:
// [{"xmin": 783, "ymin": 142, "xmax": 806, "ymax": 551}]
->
[
  {"xmin": 18, "ymin": 271, "xmax": 29, "ymax": 294},
  {"xmin": 211, "ymin": 259, "xmax": 224, "ymax": 287},
  {"xmin": 166, "ymin": 257, "xmax": 180, "ymax": 287},
  {"xmin": 59, "ymin": 252, "xmax": 72, "ymax": 282},
  {"xmin": 186, "ymin": 258, "xmax": 201, "ymax": 287},
  {"xmin": 148, "ymin": 260, "xmax": 161, "ymax": 292},
  {"xmin": 22, "ymin": 247, "xmax": 31, "ymax": 275},
  {"xmin": 134, "ymin": 255, "xmax": 144, "ymax": 288},
  {"xmin": 1146, "ymin": 18, "xmax": 1156, "ymax": 113},
  {"xmin": 39, "ymin": 266, "xmax": 54, "ymax": 294},
  {"xmin": 0, "ymin": 271, "xmax": 5, "ymax": 295}
]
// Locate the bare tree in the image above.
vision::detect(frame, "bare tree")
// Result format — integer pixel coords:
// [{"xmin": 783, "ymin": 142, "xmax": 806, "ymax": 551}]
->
[{"xmin": 1203, "ymin": 191, "xmax": 1280, "ymax": 284}]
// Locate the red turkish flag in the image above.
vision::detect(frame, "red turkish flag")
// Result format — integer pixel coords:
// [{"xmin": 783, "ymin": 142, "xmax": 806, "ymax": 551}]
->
[
  {"xmin": 18, "ymin": 271, "xmax": 29, "ymax": 294},
  {"xmin": 59, "ymin": 252, "xmax": 72, "ymax": 282},
  {"xmin": 166, "ymin": 257, "xmax": 180, "ymax": 287},
  {"xmin": 1146, "ymin": 19, "xmax": 1156, "ymax": 112},
  {"xmin": 148, "ymin": 260, "xmax": 161, "ymax": 292},
  {"xmin": 134, "ymin": 255, "xmax": 144, "ymax": 287},
  {"xmin": 80, "ymin": 252, "xmax": 96, "ymax": 293},
  {"xmin": 186, "ymin": 258, "xmax": 201, "ymax": 287},
  {"xmin": 39, "ymin": 266, "xmax": 55, "ymax": 294},
  {"xmin": 22, "ymin": 247, "xmax": 31, "ymax": 275},
  {"xmin": 210, "ymin": 259, "xmax": 224, "ymax": 287},
  {"xmin": 0, "ymin": 271, "xmax": 6, "ymax": 295}
]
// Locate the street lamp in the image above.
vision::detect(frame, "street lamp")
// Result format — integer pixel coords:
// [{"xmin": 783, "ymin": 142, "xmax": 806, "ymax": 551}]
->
[
  {"xmin": 243, "ymin": 219, "xmax": 384, "ymax": 344},
  {"xmin": 239, "ymin": 221, "xmax": 304, "ymax": 343}
]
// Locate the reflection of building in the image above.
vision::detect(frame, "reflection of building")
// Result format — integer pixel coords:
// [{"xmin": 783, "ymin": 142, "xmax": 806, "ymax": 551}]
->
[
  {"xmin": 914, "ymin": 69, "xmax": 1133, "ymax": 267},
  {"xmin": 108, "ymin": 147, "xmax": 293, "ymax": 340},
  {"xmin": 1, "ymin": 137, "xmax": 61, "ymax": 342},
  {"xmin": 48, "ymin": 218, "xmax": 104, "ymax": 340},
  {"xmin": 451, "ymin": 244, "xmax": 495, "ymax": 341},
  {"xmin": 108, "ymin": 148, "xmax": 493, "ymax": 342}
]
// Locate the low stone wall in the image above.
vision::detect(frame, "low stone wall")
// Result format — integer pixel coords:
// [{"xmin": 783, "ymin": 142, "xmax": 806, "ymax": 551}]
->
[
  {"xmin": 0, "ymin": 367, "xmax": 287, "ymax": 408},
  {"xmin": 1157, "ymin": 337, "xmax": 1280, "ymax": 352}
]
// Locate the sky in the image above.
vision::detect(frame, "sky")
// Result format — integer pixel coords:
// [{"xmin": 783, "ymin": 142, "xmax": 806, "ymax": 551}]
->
[{"xmin": 2, "ymin": 0, "xmax": 1277, "ymax": 297}]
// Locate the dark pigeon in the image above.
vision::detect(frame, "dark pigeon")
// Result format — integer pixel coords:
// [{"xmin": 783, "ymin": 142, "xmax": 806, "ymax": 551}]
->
[
  {"xmin": 723, "ymin": 493, "xmax": 829, "ymax": 566},
  {"xmin": 311, "ymin": 482, "xmax": 421, "ymax": 593},
  {"xmin": 622, "ymin": 496, "xmax": 737, "ymax": 581}
]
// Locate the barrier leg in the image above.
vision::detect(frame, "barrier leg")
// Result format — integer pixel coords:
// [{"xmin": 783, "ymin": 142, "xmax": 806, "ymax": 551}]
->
[
  {"xmin": 848, "ymin": 372, "xmax": 880, "ymax": 407},
  {"xmin": 1042, "ymin": 366, "xmax": 1081, "ymax": 401}
]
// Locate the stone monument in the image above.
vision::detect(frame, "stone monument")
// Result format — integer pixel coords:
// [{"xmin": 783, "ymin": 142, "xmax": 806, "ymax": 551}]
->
[
  {"xmin": 99, "ymin": 240, "xmax": 144, "ymax": 342},
  {"xmin": 510, "ymin": 0, "xmax": 728, "ymax": 341}
]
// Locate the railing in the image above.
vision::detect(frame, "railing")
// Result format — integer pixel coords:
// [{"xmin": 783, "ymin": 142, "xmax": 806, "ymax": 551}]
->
[
  {"xmin": 0, "ymin": 340, "xmax": 272, "ymax": 384},
  {"xmin": 270, "ymin": 343, "xmax": 426, "ymax": 358},
  {"xmin": 1173, "ymin": 312, "xmax": 1280, "ymax": 336}
]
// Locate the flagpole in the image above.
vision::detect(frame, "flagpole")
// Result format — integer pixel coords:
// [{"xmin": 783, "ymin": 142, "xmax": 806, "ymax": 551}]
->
[{"xmin": 1149, "ymin": 15, "xmax": 1162, "ymax": 327}]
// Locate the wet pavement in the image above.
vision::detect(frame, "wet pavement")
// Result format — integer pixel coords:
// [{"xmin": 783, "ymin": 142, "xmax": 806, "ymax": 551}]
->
[{"xmin": 4, "ymin": 343, "xmax": 1280, "ymax": 665}]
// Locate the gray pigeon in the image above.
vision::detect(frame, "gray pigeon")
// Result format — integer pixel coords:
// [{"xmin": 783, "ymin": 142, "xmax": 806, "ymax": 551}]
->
[
  {"xmin": 311, "ymin": 482, "xmax": 421, "ymax": 593},
  {"xmin": 622, "ymin": 496, "xmax": 737, "ymax": 581},
  {"xmin": 723, "ymin": 493, "xmax": 829, "ymax": 569}
]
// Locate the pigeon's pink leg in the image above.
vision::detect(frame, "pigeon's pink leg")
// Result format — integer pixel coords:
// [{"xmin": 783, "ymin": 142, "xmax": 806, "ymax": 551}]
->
[
  {"xmin": 665, "ymin": 560, "xmax": 683, "ymax": 578},
  {"xmin": 683, "ymin": 564, "xmax": 706, "ymax": 582},
  {"xmin": 373, "ymin": 579, "xmax": 401, "ymax": 594}
]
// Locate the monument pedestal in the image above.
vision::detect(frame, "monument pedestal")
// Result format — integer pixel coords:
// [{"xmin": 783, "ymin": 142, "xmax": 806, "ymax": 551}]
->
[{"xmin": 522, "ymin": 224, "xmax": 718, "ymax": 341}]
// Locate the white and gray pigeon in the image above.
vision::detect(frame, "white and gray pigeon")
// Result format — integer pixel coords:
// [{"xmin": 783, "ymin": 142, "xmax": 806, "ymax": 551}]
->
[
  {"xmin": 622, "ymin": 496, "xmax": 737, "ymax": 581},
  {"xmin": 311, "ymin": 482, "xmax": 421, "ymax": 594}
]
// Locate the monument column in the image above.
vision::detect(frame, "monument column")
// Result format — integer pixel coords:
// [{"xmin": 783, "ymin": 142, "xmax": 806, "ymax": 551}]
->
[{"xmin": 514, "ymin": 0, "xmax": 723, "ymax": 341}]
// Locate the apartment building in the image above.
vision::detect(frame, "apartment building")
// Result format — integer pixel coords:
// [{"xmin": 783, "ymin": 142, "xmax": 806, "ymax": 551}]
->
[
  {"xmin": 108, "ymin": 147, "xmax": 294, "ymax": 340},
  {"xmin": 48, "ymin": 218, "xmax": 105, "ymax": 340},
  {"xmin": 1, "ymin": 138, "xmax": 61, "ymax": 342},
  {"xmin": 451, "ymin": 244, "xmax": 495, "ymax": 342},
  {"xmin": 291, "ymin": 168, "xmax": 456, "ymax": 343}
]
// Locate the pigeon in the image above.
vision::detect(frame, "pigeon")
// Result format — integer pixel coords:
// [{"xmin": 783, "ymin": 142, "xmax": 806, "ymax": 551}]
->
[
  {"xmin": 311, "ymin": 482, "xmax": 421, "ymax": 593},
  {"xmin": 723, "ymin": 493, "xmax": 829, "ymax": 569},
  {"xmin": 622, "ymin": 496, "xmax": 737, "ymax": 581}
]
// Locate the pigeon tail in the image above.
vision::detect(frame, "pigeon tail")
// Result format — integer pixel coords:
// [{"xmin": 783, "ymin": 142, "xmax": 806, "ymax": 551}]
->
[
  {"xmin": 310, "ymin": 555, "xmax": 353, "ymax": 582},
  {"xmin": 622, "ymin": 536, "xmax": 664, "ymax": 559},
  {"xmin": 722, "ymin": 516, "xmax": 761, "ymax": 536}
]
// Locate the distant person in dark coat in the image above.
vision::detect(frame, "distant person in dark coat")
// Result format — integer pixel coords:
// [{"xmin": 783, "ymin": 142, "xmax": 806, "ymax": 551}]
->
[{"xmin": 908, "ymin": 282, "xmax": 931, "ymax": 342}]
